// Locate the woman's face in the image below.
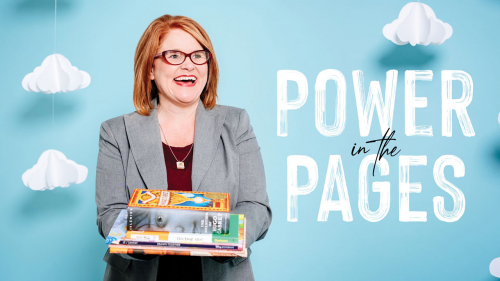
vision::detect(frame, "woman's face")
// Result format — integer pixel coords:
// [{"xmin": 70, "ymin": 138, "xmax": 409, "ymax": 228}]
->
[{"xmin": 150, "ymin": 28, "xmax": 209, "ymax": 107}]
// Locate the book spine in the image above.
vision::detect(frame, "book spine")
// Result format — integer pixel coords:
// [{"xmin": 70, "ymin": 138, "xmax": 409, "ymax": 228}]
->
[
  {"xmin": 109, "ymin": 245, "xmax": 247, "ymax": 257},
  {"xmin": 118, "ymin": 240, "xmax": 241, "ymax": 250},
  {"xmin": 127, "ymin": 231, "xmax": 240, "ymax": 244},
  {"xmin": 127, "ymin": 207, "xmax": 230, "ymax": 234},
  {"xmin": 211, "ymin": 236, "xmax": 240, "ymax": 244}
]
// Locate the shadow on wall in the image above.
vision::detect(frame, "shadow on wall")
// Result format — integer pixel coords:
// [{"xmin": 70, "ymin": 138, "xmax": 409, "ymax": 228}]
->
[
  {"xmin": 483, "ymin": 275, "xmax": 499, "ymax": 281},
  {"xmin": 18, "ymin": 187, "xmax": 80, "ymax": 219},
  {"xmin": 485, "ymin": 0, "xmax": 500, "ymax": 5},
  {"xmin": 480, "ymin": 132, "xmax": 500, "ymax": 179},
  {"xmin": 16, "ymin": 93, "xmax": 80, "ymax": 128},
  {"xmin": 378, "ymin": 43, "xmax": 438, "ymax": 69},
  {"xmin": 13, "ymin": 0, "xmax": 74, "ymax": 14},
  {"xmin": 493, "ymin": 146, "xmax": 500, "ymax": 166},
  {"xmin": 16, "ymin": 186, "xmax": 108, "ymax": 280}
]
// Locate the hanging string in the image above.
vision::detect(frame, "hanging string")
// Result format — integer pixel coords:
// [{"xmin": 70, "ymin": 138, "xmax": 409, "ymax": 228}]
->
[
  {"xmin": 53, "ymin": 0, "xmax": 57, "ymax": 139},
  {"xmin": 52, "ymin": 94, "xmax": 55, "ymax": 136},
  {"xmin": 54, "ymin": 0, "xmax": 57, "ymax": 54}
]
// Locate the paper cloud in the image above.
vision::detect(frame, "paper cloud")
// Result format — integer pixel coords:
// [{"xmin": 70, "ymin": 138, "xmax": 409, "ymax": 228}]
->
[
  {"xmin": 22, "ymin": 54, "xmax": 91, "ymax": 94},
  {"xmin": 490, "ymin": 258, "xmax": 500, "ymax": 277},
  {"xmin": 383, "ymin": 2, "xmax": 453, "ymax": 46},
  {"xmin": 22, "ymin": 149, "xmax": 88, "ymax": 191}
]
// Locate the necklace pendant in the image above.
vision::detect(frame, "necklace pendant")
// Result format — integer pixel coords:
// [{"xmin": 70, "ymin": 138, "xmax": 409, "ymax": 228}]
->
[{"xmin": 176, "ymin": 161, "xmax": 185, "ymax": 169}]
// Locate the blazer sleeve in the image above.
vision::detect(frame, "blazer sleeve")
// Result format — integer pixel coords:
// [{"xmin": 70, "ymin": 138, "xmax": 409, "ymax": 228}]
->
[
  {"xmin": 96, "ymin": 121, "xmax": 157, "ymax": 262},
  {"xmin": 95, "ymin": 121, "xmax": 129, "ymax": 240},
  {"xmin": 231, "ymin": 109, "xmax": 273, "ymax": 248}
]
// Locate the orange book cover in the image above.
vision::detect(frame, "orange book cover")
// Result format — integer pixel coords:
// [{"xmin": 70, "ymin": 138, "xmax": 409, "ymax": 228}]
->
[
  {"xmin": 128, "ymin": 189, "xmax": 230, "ymax": 212},
  {"xmin": 127, "ymin": 189, "xmax": 231, "ymax": 234}
]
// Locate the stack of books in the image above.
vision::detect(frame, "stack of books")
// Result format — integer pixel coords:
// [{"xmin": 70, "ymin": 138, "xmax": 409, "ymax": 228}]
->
[{"xmin": 106, "ymin": 189, "xmax": 247, "ymax": 258}]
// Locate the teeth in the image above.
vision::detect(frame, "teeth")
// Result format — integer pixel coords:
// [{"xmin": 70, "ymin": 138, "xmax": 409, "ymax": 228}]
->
[{"xmin": 174, "ymin": 76, "xmax": 196, "ymax": 81}]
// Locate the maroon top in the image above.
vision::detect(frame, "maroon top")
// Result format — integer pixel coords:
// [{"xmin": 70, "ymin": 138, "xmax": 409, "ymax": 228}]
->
[
  {"xmin": 157, "ymin": 142, "xmax": 202, "ymax": 280},
  {"xmin": 162, "ymin": 142, "xmax": 193, "ymax": 191}
]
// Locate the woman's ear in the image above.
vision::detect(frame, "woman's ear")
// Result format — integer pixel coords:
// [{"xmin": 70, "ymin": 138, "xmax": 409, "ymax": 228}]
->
[{"xmin": 149, "ymin": 65, "xmax": 155, "ymax": 80}]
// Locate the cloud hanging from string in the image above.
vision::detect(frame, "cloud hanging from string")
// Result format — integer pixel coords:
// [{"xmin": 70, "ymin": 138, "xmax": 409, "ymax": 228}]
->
[
  {"xmin": 22, "ymin": 149, "xmax": 88, "ymax": 191},
  {"xmin": 383, "ymin": 2, "xmax": 453, "ymax": 46},
  {"xmin": 22, "ymin": 54, "xmax": 91, "ymax": 94}
]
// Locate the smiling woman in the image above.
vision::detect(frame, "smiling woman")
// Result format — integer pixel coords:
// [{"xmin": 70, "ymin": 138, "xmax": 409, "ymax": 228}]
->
[
  {"xmin": 149, "ymin": 29, "xmax": 210, "ymax": 115},
  {"xmin": 133, "ymin": 16, "xmax": 219, "ymax": 117},
  {"xmin": 95, "ymin": 14, "xmax": 272, "ymax": 281}
]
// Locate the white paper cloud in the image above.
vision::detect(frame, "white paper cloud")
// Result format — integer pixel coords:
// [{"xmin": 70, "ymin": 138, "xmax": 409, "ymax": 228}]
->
[
  {"xmin": 22, "ymin": 54, "xmax": 91, "ymax": 94},
  {"xmin": 22, "ymin": 149, "xmax": 88, "ymax": 191},
  {"xmin": 490, "ymin": 258, "xmax": 500, "ymax": 277},
  {"xmin": 383, "ymin": 2, "xmax": 453, "ymax": 46}
]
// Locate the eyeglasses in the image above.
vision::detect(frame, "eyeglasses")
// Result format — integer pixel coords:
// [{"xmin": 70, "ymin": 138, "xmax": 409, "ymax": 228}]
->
[{"xmin": 153, "ymin": 50, "xmax": 211, "ymax": 65}]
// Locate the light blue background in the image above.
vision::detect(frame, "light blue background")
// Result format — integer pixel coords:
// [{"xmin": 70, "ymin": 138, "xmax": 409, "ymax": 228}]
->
[{"xmin": 1, "ymin": 0, "xmax": 499, "ymax": 280}]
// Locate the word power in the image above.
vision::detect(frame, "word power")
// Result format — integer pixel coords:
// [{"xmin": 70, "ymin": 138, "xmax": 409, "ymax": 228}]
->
[{"xmin": 277, "ymin": 70, "xmax": 474, "ymax": 137}]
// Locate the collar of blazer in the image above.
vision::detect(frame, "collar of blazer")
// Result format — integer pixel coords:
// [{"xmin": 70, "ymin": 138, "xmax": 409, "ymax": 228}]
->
[{"xmin": 123, "ymin": 98, "xmax": 227, "ymax": 192}]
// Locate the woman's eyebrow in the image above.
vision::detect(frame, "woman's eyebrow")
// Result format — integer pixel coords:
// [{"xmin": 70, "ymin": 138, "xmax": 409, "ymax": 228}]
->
[{"xmin": 165, "ymin": 49, "xmax": 204, "ymax": 52}]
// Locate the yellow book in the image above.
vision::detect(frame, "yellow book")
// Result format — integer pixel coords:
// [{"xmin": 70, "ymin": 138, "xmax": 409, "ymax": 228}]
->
[{"xmin": 127, "ymin": 189, "xmax": 231, "ymax": 234}]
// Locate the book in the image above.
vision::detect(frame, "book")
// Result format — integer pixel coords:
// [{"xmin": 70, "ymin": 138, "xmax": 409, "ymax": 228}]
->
[
  {"xmin": 107, "ymin": 210, "xmax": 244, "ymax": 250},
  {"xmin": 118, "ymin": 240, "xmax": 241, "ymax": 250},
  {"xmin": 105, "ymin": 209, "xmax": 128, "ymax": 245},
  {"xmin": 127, "ymin": 189, "xmax": 231, "ymax": 234},
  {"xmin": 109, "ymin": 219, "xmax": 247, "ymax": 258},
  {"xmin": 127, "ymin": 213, "xmax": 243, "ymax": 244},
  {"xmin": 128, "ymin": 189, "xmax": 230, "ymax": 211}
]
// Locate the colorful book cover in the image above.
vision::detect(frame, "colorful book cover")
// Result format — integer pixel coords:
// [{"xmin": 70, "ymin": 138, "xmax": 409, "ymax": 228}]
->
[
  {"xmin": 109, "ymin": 219, "xmax": 247, "ymax": 258},
  {"xmin": 127, "ymin": 189, "xmax": 231, "ymax": 234},
  {"xmin": 128, "ymin": 189, "xmax": 230, "ymax": 212}
]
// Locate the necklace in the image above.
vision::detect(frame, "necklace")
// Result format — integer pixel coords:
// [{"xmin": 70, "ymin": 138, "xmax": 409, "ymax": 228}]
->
[{"xmin": 159, "ymin": 123, "xmax": 193, "ymax": 170}]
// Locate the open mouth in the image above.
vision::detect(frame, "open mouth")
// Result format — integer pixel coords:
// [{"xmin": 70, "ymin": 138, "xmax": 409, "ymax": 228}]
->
[{"xmin": 174, "ymin": 75, "xmax": 197, "ymax": 86}]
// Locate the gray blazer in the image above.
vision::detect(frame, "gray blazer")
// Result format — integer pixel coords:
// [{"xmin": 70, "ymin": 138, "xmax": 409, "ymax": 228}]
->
[{"xmin": 95, "ymin": 98, "xmax": 272, "ymax": 281}]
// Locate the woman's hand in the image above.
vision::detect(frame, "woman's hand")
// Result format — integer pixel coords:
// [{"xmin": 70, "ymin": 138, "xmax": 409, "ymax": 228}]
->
[
  {"xmin": 120, "ymin": 254, "xmax": 158, "ymax": 261},
  {"xmin": 210, "ymin": 257, "xmax": 235, "ymax": 264}
]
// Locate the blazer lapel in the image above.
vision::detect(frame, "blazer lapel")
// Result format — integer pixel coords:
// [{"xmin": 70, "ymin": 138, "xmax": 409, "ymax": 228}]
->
[
  {"xmin": 192, "ymin": 100, "xmax": 227, "ymax": 191},
  {"xmin": 124, "ymin": 98, "xmax": 227, "ymax": 192},
  {"xmin": 124, "ymin": 98, "xmax": 168, "ymax": 191}
]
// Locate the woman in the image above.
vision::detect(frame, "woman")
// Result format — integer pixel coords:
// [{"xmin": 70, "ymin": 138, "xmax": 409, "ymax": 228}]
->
[{"xmin": 95, "ymin": 15, "xmax": 272, "ymax": 281}]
